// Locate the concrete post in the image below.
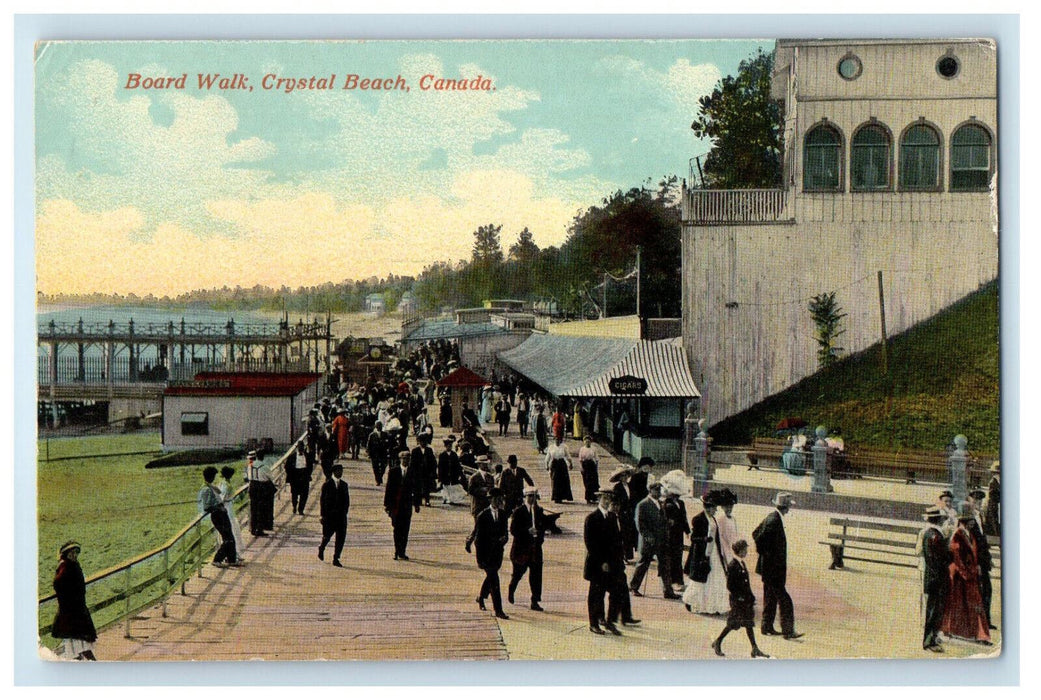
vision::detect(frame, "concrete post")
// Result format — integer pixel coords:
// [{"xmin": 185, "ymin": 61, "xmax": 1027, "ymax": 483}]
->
[
  {"xmin": 692, "ymin": 418, "xmax": 711, "ymax": 497},
  {"xmin": 811, "ymin": 425, "xmax": 832, "ymax": 493},
  {"xmin": 949, "ymin": 434, "xmax": 969, "ymax": 504}
]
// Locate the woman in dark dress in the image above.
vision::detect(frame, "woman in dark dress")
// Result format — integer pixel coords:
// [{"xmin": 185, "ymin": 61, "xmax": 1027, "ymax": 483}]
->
[
  {"xmin": 544, "ymin": 438, "xmax": 574, "ymax": 503},
  {"xmin": 711, "ymin": 539, "xmax": 768, "ymax": 658},
  {"xmin": 52, "ymin": 541, "xmax": 98, "ymax": 660},
  {"xmin": 534, "ymin": 405, "xmax": 549, "ymax": 454}
]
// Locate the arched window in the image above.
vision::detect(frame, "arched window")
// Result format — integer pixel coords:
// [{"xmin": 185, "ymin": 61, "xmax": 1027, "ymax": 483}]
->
[
  {"xmin": 803, "ymin": 124, "xmax": 842, "ymax": 191},
  {"xmin": 950, "ymin": 123, "xmax": 993, "ymax": 192},
  {"xmin": 851, "ymin": 124, "xmax": 891, "ymax": 191},
  {"xmin": 899, "ymin": 124, "xmax": 941, "ymax": 190}
]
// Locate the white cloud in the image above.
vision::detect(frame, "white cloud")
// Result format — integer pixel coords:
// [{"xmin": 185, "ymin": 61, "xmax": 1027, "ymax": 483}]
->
[{"xmin": 36, "ymin": 55, "xmax": 616, "ymax": 295}]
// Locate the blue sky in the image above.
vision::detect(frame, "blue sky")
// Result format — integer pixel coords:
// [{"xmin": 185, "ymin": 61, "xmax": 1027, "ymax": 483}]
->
[{"xmin": 35, "ymin": 39, "xmax": 770, "ymax": 295}]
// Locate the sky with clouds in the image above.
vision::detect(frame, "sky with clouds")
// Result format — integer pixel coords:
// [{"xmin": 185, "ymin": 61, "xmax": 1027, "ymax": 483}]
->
[{"xmin": 35, "ymin": 39, "xmax": 770, "ymax": 296}]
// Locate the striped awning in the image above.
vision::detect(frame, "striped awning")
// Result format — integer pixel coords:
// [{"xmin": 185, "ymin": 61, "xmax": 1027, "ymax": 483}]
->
[{"xmin": 497, "ymin": 335, "xmax": 699, "ymax": 399}]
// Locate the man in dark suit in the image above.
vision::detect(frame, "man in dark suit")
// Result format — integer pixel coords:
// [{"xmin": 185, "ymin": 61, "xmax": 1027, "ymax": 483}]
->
[
  {"xmin": 498, "ymin": 454, "xmax": 535, "ymax": 515},
  {"xmin": 751, "ymin": 492, "xmax": 802, "ymax": 639},
  {"xmin": 919, "ymin": 505, "xmax": 951, "ymax": 652},
  {"xmin": 318, "ymin": 463, "xmax": 350, "ymax": 567},
  {"xmin": 629, "ymin": 456, "xmax": 654, "ymax": 505},
  {"xmin": 584, "ymin": 490, "xmax": 619, "ymax": 635},
  {"xmin": 410, "ymin": 433, "xmax": 438, "ymax": 507},
  {"xmin": 508, "ymin": 486, "xmax": 547, "ymax": 611},
  {"xmin": 474, "ymin": 488, "xmax": 510, "ymax": 619},
  {"xmin": 609, "ymin": 467, "xmax": 636, "ymax": 562},
  {"xmin": 384, "ymin": 450, "xmax": 423, "ymax": 560},
  {"xmin": 629, "ymin": 479, "xmax": 676, "ymax": 598},
  {"xmin": 366, "ymin": 421, "xmax": 388, "ymax": 486}
]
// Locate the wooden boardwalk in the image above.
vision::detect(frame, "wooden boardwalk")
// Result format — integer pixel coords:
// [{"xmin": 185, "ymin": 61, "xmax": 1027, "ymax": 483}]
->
[{"xmin": 95, "ymin": 429, "xmax": 1001, "ymax": 662}]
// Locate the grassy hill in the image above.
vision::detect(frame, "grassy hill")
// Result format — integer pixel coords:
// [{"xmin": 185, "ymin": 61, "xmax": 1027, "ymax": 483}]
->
[{"xmin": 710, "ymin": 281, "xmax": 1000, "ymax": 454}]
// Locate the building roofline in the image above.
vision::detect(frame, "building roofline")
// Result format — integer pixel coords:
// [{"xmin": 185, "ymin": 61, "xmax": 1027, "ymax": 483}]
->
[{"xmin": 776, "ymin": 38, "xmax": 994, "ymax": 48}]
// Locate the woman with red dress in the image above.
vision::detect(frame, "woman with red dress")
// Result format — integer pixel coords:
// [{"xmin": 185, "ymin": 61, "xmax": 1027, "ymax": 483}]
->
[
  {"xmin": 331, "ymin": 409, "xmax": 350, "ymax": 458},
  {"xmin": 941, "ymin": 503, "xmax": 991, "ymax": 644}
]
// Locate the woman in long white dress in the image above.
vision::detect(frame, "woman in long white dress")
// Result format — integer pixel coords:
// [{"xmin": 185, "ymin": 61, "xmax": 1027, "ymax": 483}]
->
[
  {"xmin": 683, "ymin": 491, "xmax": 730, "ymax": 614},
  {"xmin": 218, "ymin": 466, "xmax": 244, "ymax": 560},
  {"xmin": 480, "ymin": 385, "xmax": 494, "ymax": 424}
]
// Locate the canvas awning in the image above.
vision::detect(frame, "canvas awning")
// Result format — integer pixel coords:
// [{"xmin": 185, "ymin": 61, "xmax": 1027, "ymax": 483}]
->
[{"xmin": 497, "ymin": 335, "xmax": 700, "ymax": 399}]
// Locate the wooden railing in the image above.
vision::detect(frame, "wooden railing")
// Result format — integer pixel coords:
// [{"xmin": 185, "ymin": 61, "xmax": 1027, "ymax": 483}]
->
[
  {"xmin": 682, "ymin": 187, "xmax": 791, "ymax": 225},
  {"xmin": 37, "ymin": 435, "xmax": 303, "ymax": 650}
]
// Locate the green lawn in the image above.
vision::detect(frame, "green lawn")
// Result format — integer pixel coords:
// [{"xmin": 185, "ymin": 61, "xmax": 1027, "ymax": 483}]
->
[
  {"xmin": 710, "ymin": 281, "xmax": 1000, "ymax": 453},
  {"xmin": 36, "ymin": 432, "xmax": 241, "ymax": 597}
]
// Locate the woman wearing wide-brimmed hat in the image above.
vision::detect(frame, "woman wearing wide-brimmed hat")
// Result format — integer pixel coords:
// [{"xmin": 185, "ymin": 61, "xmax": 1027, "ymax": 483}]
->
[
  {"xmin": 683, "ymin": 490, "xmax": 730, "ymax": 615},
  {"xmin": 51, "ymin": 541, "xmax": 97, "ymax": 660}
]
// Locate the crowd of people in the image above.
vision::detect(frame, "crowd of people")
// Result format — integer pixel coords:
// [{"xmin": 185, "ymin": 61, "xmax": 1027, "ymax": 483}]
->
[
  {"xmin": 49, "ymin": 339, "xmax": 1000, "ymax": 661},
  {"xmin": 918, "ymin": 483, "xmax": 997, "ymax": 652}
]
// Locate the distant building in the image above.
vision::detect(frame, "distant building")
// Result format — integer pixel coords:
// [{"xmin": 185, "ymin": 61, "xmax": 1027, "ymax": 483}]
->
[
  {"xmin": 498, "ymin": 335, "xmax": 700, "ymax": 462},
  {"xmin": 161, "ymin": 372, "xmax": 321, "ymax": 451},
  {"xmin": 681, "ymin": 38, "xmax": 997, "ymax": 424},
  {"xmin": 483, "ymin": 299, "xmax": 527, "ymax": 312},
  {"xmin": 364, "ymin": 293, "xmax": 386, "ymax": 314},
  {"xmin": 398, "ymin": 291, "xmax": 418, "ymax": 316}
]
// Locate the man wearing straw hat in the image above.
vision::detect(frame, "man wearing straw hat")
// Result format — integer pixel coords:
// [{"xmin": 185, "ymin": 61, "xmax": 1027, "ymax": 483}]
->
[
  {"xmin": 384, "ymin": 449, "xmax": 422, "ymax": 561},
  {"xmin": 508, "ymin": 486, "xmax": 548, "ymax": 611},
  {"xmin": 918, "ymin": 505, "xmax": 951, "ymax": 652},
  {"xmin": 630, "ymin": 478, "xmax": 677, "ymax": 599},
  {"xmin": 584, "ymin": 489, "xmax": 624, "ymax": 635},
  {"xmin": 751, "ymin": 492, "xmax": 803, "ymax": 640}
]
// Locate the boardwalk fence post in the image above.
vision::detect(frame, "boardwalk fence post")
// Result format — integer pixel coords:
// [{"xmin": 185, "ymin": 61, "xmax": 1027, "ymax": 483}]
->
[
  {"xmin": 949, "ymin": 434, "xmax": 969, "ymax": 504},
  {"xmin": 811, "ymin": 425, "xmax": 832, "ymax": 493},
  {"xmin": 162, "ymin": 549, "xmax": 169, "ymax": 618},
  {"xmin": 123, "ymin": 565, "xmax": 132, "ymax": 638},
  {"xmin": 180, "ymin": 533, "xmax": 187, "ymax": 595}
]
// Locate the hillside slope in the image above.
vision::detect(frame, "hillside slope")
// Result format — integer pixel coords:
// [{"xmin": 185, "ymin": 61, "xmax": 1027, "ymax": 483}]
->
[{"xmin": 709, "ymin": 281, "xmax": 1000, "ymax": 453}]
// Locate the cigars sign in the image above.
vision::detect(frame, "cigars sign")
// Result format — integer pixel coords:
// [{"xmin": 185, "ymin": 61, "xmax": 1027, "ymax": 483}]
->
[{"xmin": 608, "ymin": 375, "xmax": 648, "ymax": 395}]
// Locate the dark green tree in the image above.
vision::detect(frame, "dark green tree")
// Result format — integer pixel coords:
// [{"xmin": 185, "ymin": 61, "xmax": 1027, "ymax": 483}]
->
[
  {"xmin": 471, "ymin": 223, "xmax": 504, "ymax": 265},
  {"xmin": 558, "ymin": 178, "xmax": 682, "ymax": 318},
  {"xmin": 690, "ymin": 48, "xmax": 783, "ymax": 189},
  {"xmin": 808, "ymin": 291, "xmax": 847, "ymax": 369}
]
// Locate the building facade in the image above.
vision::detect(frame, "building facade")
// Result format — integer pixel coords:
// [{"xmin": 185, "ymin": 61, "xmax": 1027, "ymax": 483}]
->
[
  {"xmin": 682, "ymin": 39, "xmax": 998, "ymax": 424},
  {"xmin": 161, "ymin": 372, "xmax": 320, "ymax": 451}
]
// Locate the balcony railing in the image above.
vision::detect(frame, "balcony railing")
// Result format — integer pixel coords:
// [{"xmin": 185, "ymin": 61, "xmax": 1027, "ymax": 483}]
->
[{"xmin": 682, "ymin": 187, "xmax": 791, "ymax": 225}]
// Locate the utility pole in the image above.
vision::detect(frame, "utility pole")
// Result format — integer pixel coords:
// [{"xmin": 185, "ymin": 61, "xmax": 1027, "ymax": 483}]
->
[
  {"xmin": 636, "ymin": 247, "xmax": 642, "ymax": 320},
  {"xmin": 602, "ymin": 273, "xmax": 608, "ymax": 319},
  {"xmin": 877, "ymin": 270, "xmax": 888, "ymax": 376}
]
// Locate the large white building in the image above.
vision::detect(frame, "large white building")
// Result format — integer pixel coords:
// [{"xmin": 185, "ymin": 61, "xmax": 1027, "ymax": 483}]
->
[{"xmin": 682, "ymin": 39, "xmax": 998, "ymax": 423}]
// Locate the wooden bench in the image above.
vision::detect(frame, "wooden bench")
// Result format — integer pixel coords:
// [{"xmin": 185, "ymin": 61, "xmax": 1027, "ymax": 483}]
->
[
  {"xmin": 821, "ymin": 517, "xmax": 1002, "ymax": 571},
  {"xmin": 749, "ymin": 437, "xmax": 862, "ymax": 478},
  {"xmin": 749, "ymin": 437, "xmax": 788, "ymax": 469},
  {"xmin": 752, "ymin": 438, "xmax": 996, "ymax": 485}
]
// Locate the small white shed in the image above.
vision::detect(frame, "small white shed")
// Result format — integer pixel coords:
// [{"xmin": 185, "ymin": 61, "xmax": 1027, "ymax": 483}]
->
[{"xmin": 162, "ymin": 372, "xmax": 321, "ymax": 451}]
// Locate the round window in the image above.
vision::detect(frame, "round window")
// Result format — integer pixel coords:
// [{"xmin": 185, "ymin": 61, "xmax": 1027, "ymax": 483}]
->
[
  {"xmin": 937, "ymin": 54, "xmax": 960, "ymax": 79},
  {"xmin": 837, "ymin": 54, "xmax": 862, "ymax": 81}
]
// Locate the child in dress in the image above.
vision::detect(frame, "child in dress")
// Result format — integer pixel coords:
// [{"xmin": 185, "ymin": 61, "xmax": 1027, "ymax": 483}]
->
[{"xmin": 711, "ymin": 539, "xmax": 770, "ymax": 658}]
